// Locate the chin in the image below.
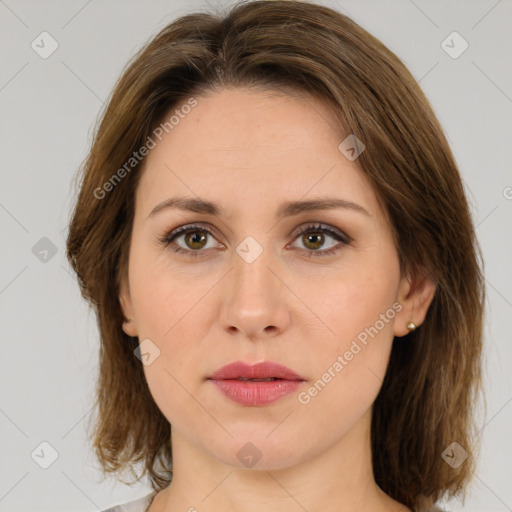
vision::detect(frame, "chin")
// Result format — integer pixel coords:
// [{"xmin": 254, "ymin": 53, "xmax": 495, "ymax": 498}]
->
[{"xmin": 204, "ymin": 428, "xmax": 313, "ymax": 472}]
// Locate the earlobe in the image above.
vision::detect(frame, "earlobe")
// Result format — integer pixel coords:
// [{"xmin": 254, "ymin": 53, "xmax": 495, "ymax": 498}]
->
[
  {"xmin": 121, "ymin": 318, "xmax": 138, "ymax": 337},
  {"xmin": 119, "ymin": 283, "xmax": 139, "ymax": 337},
  {"xmin": 394, "ymin": 267, "xmax": 436, "ymax": 338}
]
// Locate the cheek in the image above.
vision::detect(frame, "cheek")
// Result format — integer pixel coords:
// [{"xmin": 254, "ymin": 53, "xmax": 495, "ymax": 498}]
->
[
  {"xmin": 128, "ymin": 246, "xmax": 209, "ymax": 337},
  {"xmin": 293, "ymin": 294, "xmax": 397, "ymax": 444},
  {"xmin": 128, "ymin": 257, "xmax": 216, "ymax": 424},
  {"xmin": 296, "ymin": 245, "xmax": 400, "ymax": 350},
  {"xmin": 293, "ymin": 248, "xmax": 400, "ymax": 405}
]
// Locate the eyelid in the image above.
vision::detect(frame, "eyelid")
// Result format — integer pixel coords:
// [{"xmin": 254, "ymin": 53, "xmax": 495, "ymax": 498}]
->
[
  {"xmin": 288, "ymin": 222, "xmax": 352, "ymax": 245},
  {"xmin": 160, "ymin": 222, "xmax": 221, "ymax": 245},
  {"xmin": 159, "ymin": 221, "xmax": 352, "ymax": 257}
]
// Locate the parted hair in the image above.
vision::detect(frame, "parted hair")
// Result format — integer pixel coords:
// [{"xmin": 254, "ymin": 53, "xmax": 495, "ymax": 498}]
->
[{"xmin": 66, "ymin": 1, "xmax": 485, "ymax": 510}]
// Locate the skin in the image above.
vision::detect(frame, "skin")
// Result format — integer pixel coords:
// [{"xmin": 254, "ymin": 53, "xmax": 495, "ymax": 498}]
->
[{"xmin": 119, "ymin": 87, "xmax": 436, "ymax": 512}]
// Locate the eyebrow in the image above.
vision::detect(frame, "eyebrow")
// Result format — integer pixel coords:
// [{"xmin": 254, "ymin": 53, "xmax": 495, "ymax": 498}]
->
[{"xmin": 147, "ymin": 196, "xmax": 370, "ymax": 220}]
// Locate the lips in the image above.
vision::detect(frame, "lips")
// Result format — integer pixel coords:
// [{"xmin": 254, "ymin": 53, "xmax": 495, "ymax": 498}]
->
[
  {"xmin": 208, "ymin": 361, "xmax": 305, "ymax": 382},
  {"xmin": 207, "ymin": 361, "xmax": 306, "ymax": 406}
]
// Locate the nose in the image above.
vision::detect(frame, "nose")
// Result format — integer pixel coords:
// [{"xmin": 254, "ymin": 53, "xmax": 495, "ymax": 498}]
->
[{"xmin": 219, "ymin": 245, "xmax": 291, "ymax": 341}]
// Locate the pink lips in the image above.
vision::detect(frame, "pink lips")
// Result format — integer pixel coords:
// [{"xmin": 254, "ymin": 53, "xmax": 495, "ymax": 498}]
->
[{"xmin": 207, "ymin": 361, "xmax": 305, "ymax": 406}]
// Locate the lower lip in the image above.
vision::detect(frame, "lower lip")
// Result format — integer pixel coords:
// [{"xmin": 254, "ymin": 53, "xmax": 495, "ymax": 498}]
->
[{"xmin": 209, "ymin": 379, "xmax": 304, "ymax": 406}]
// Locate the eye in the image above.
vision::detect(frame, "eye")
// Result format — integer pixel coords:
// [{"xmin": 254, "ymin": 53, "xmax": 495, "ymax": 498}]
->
[
  {"xmin": 157, "ymin": 224, "xmax": 221, "ymax": 258},
  {"xmin": 288, "ymin": 223, "xmax": 352, "ymax": 258},
  {"xmin": 157, "ymin": 222, "xmax": 352, "ymax": 258}
]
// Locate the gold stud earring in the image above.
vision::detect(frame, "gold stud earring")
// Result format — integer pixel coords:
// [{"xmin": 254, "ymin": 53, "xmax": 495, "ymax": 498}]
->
[{"xmin": 406, "ymin": 321, "xmax": 417, "ymax": 332}]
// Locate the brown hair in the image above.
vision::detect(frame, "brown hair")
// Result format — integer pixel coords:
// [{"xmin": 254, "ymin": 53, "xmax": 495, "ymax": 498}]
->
[{"xmin": 66, "ymin": 1, "xmax": 485, "ymax": 510}]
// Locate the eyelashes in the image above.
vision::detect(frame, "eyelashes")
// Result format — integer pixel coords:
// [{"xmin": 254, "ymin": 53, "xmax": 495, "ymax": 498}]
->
[{"xmin": 157, "ymin": 222, "xmax": 353, "ymax": 259}]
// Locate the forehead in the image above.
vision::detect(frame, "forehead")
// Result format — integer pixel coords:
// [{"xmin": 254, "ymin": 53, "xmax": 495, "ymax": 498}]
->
[{"xmin": 135, "ymin": 87, "xmax": 380, "ymax": 220}]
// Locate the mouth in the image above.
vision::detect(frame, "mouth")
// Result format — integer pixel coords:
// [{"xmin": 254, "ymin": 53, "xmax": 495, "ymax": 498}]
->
[{"xmin": 207, "ymin": 361, "xmax": 306, "ymax": 406}]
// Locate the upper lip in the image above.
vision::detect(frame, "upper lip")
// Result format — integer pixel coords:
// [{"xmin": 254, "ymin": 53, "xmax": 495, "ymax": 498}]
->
[{"xmin": 208, "ymin": 361, "xmax": 305, "ymax": 381}]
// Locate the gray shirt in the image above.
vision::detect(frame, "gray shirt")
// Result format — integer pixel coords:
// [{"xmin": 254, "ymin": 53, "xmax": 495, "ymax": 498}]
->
[
  {"xmin": 102, "ymin": 491, "xmax": 157, "ymax": 512},
  {"xmin": 101, "ymin": 491, "xmax": 447, "ymax": 512}
]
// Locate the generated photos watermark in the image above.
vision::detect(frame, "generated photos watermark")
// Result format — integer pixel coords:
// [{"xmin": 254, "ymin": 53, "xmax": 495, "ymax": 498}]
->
[
  {"xmin": 297, "ymin": 301, "xmax": 403, "ymax": 405},
  {"xmin": 94, "ymin": 97, "xmax": 198, "ymax": 200}
]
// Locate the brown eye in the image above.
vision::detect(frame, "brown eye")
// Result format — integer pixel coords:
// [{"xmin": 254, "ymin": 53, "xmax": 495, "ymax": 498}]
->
[
  {"xmin": 301, "ymin": 231, "xmax": 325, "ymax": 251},
  {"xmin": 290, "ymin": 224, "xmax": 351, "ymax": 258},
  {"xmin": 182, "ymin": 230, "xmax": 209, "ymax": 250},
  {"xmin": 158, "ymin": 224, "xmax": 220, "ymax": 257}
]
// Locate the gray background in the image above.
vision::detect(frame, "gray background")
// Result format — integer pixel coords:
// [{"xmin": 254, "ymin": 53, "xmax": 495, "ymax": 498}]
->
[{"xmin": 1, "ymin": 0, "xmax": 511, "ymax": 510}]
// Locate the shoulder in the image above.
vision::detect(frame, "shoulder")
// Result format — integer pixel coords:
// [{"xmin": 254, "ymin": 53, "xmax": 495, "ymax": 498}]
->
[{"xmin": 102, "ymin": 491, "xmax": 158, "ymax": 512}]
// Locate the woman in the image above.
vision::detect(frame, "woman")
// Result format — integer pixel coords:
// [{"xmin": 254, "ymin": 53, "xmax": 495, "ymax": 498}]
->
[{"xmin": 66, "ymin": 1, "xmax": 485, "ymax": 511}]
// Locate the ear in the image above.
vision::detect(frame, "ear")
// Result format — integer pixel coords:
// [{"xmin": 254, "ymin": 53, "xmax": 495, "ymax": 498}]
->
[
  {"xmin": 118, "ymin": 276, "xmax": 139, "ymax": 337},
  {"xmin": 394, "ymin": 266, "xmax": 437, "ymax": 337}
]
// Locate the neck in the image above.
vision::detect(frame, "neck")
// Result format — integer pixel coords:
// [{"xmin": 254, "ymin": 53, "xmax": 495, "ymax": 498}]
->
[{"xmin": 152, "ymin": 408, "xmax": 409, "ymax": 512}]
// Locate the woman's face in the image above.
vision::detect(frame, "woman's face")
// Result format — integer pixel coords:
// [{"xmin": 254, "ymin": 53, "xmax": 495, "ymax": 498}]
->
[{"xmin": 120, "ymin": 87, "xmax": 426, "ymax": 470}]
